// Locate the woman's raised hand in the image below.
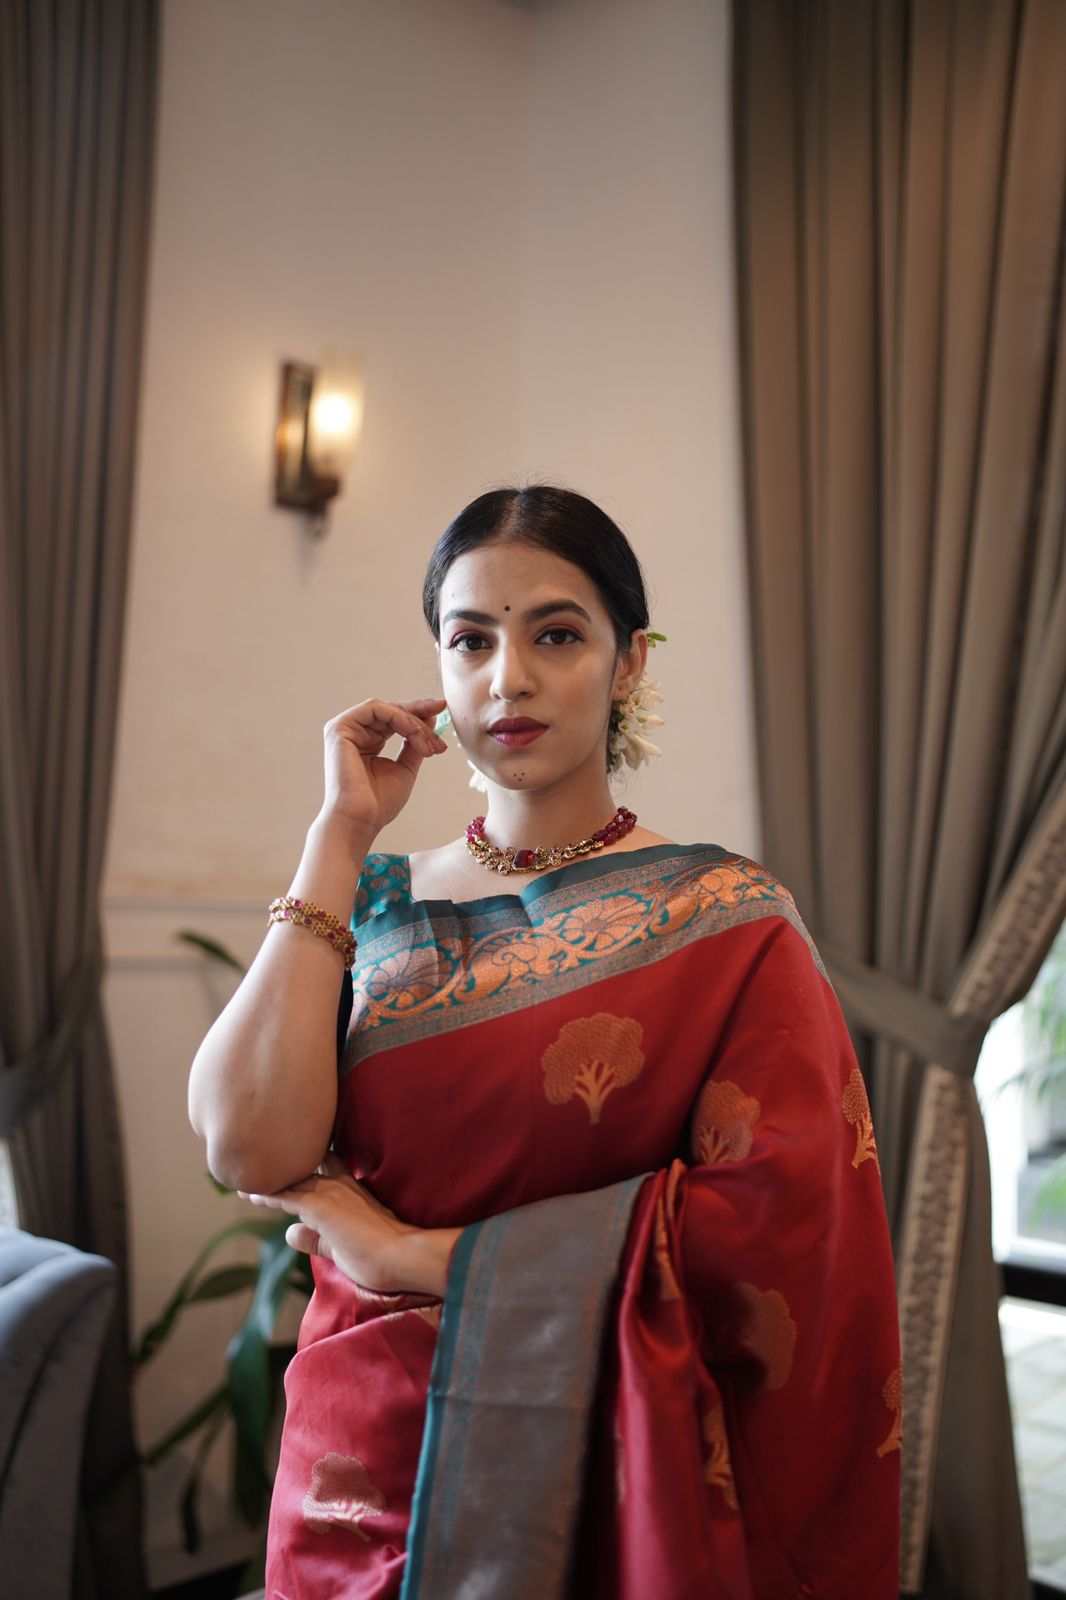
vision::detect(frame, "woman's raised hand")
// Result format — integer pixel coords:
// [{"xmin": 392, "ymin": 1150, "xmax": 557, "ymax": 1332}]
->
[{"xmin": 320, "ymin": 696, "xmax": 448, "ymax": 842}]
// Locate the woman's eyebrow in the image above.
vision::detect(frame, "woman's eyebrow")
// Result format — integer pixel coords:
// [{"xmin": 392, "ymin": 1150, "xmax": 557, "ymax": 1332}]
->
[{"xmin": 441, "ymin": 600, "xmax": 593, "ymax": 627}]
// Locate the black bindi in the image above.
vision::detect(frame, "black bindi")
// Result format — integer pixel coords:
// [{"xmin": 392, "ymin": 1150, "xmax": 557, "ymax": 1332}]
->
[{"xmin": 504, "ymin": 605, "xmax": 511, "ymax": 612}]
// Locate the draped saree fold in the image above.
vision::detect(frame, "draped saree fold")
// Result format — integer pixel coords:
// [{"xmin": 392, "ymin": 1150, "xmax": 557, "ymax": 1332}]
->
[{"xmin": 265, "ymin": 844, "xmax": 900, "ymax": 1599}]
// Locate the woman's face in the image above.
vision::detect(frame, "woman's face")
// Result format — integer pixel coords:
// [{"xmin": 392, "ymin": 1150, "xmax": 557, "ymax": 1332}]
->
[{"xmin": 436, "ymin": 540, "xmax": 643, "ymax": 796}]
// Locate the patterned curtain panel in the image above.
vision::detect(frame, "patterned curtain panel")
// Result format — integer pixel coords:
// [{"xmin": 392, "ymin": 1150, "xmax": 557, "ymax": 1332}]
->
[
  {"xmin": 0, "ymin": 2, "xmax": 158, "ymax": 1593},
  {"xmin": 732, "ymin": 1, "xmax": 1066, "ymax": 1595}
]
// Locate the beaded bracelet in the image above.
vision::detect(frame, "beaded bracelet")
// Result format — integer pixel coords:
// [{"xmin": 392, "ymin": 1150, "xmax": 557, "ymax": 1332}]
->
[{"xmin": 267, "ymin": 896, "xmax": 358, "ymax": 970}]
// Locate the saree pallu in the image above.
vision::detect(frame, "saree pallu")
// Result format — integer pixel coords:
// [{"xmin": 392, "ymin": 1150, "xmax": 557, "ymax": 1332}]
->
[{"xmin": 266, "ymin": 844, "xmax": 900, "ymax": 1599}]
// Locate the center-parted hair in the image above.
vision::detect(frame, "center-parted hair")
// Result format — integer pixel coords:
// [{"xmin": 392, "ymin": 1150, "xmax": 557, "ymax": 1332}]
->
[{"xmin": 422, "ymin": 485, "xmax": 649, "ymax": 653}]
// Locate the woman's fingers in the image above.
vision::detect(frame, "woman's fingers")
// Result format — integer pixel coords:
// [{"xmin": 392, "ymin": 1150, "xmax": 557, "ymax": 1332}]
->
[
  {"xmin": 331, "ymin": 698, "xmax": 448, "ymax": 757},
  {"xmin": 398, "ymin": 696, "xmax": 449, "ymax": 722},
  {"xmin": 285, "ymin": 1222, "xmax": 324, "ymax": 1257},
  {"xmin": 237, "ymin": 1186, "xmax": 307, "ymax": 1215},
  {"xmin": 239, "ymin": 1168, "xmax": 383, "ymax": 1224},
  {"xmin": 319, "ymin": 695, "xmax": 450, "ymax": 835}
]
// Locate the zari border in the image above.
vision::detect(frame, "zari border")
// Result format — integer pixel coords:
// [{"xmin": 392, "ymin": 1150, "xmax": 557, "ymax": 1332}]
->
[
  {"xmin": 343, "ymin": 847, "xmax": 826, "ymax": 1071},
  {"xmin": 896, "ymin": 782, "xmax": 1066, "ymax": 1593}
]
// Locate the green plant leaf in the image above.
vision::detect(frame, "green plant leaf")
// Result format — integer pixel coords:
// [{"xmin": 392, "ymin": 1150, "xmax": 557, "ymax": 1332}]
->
[
  {"xmin": 133, "ymin": 1217, "xmax": 282, "ymax": 1367},
  {"xmin": 187, "ymin": 1264, "xmax": 260, "ymax": 1304},
  {"xmin": 269, "ymin": 1341, "xmax": 299, "ymax": 1377},
  {"xmin": 177, "ymin": 1399, "xmax": 229, "ymax": 1553},
  {"xmin": 288, "ymin": 1267, "xmax": 313, "ymax": 1297},
  {"xmin": 176, "ymin": 929, "xmax": 246, "ymax": 973},
  {"xmin": 142, "ymin": 1384, "xmax": 229, "ymax": 1468},
  {"xmin": 180, "ymin": 1472, "xmax": 203, "ymax": 1557},
  {"xmin": 288, "ymin": 1254, "xmax": 314, "ymax": 1295},
  {"xmin": 233, "ymin": 1428, "xmax": 272, "ymax": 1527},
  {"xmin": 226, "ymin": 1227, "xmax": 300, "ymax": 1488}
]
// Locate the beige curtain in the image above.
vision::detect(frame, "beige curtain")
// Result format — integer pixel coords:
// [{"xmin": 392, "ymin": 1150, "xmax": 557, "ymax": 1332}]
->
[
  {"xmin": 0, "ymin": 1, "xmax": 158, "ymax": 1593},
  {"xmin": 733, "ymin": 2, "xmax": 1066, "ymax": 1596}
]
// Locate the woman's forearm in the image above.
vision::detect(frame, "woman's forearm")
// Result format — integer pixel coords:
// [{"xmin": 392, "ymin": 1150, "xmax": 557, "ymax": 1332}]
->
[{"xmin": 188, "ymin": 812, "xmax": 374, "ymax": 1194}]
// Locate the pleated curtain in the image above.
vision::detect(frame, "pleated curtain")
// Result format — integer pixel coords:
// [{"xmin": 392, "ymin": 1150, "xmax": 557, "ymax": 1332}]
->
[
  {"xmin": 0, "ymin": 1, "xmax": 158, "ymax": 1593},
  {"xmin": 733, "ymin": 1, "xmax": 1066, "ymax": 1594}
]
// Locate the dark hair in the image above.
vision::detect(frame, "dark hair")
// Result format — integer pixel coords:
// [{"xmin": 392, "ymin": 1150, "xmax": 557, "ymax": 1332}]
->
[{"xmin": 422, "ymin": 485, "xmax": 649, "ymax": 653}]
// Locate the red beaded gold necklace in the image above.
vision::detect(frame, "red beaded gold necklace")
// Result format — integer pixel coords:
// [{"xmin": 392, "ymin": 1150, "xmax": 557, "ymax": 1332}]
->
[{"xmin": 465, "ymin": 807, "xmax": 637, "ymax": 875}]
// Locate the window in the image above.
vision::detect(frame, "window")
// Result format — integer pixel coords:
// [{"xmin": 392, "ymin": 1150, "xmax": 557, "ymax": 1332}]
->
[
  {"xmin": 977, "ymin": 919, "xmax": 1066, "ymax": 1592},
  {"xmin": 0, "ymin": 1144, "xmax": 18, "ymax": 1229}
]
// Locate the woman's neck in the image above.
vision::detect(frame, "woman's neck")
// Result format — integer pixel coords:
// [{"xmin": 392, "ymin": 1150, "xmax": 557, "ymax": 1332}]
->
[{"xmin": 479, "ymin": 777, "xmax": 623, "ymax": 849}]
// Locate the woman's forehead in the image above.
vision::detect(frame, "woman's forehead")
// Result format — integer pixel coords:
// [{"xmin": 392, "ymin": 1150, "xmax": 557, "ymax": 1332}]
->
[{"xmin": 440, "ymin": 543, "xmax": 604, "ymax": 612}]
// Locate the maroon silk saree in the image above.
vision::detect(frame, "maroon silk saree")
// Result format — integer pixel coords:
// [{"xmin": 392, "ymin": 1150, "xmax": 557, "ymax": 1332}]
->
[{"xmin": 266, "ymin": 844, "xmax": 900, "ymax": 1598}]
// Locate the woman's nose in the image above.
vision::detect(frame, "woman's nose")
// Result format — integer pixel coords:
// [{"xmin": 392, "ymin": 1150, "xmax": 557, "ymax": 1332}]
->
[{"xmin": 490, "ymin": 641, "xmax": 536, "ymax": 701}]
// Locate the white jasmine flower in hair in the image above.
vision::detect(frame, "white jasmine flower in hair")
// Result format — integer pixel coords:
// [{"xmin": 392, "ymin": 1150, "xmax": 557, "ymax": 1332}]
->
[{"xmin": 608, "ymin": 673, "xmax": 665, "ymax": 773}]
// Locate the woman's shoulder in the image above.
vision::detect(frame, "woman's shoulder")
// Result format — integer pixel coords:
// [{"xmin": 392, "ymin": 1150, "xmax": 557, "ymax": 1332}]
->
[
  {"xmin": 666, "ymin": 844, "xmax": 826, "ymax": 969},
  {"xmin": 661, "ymin": 841, "xmax": 804, "ymax": 923}
]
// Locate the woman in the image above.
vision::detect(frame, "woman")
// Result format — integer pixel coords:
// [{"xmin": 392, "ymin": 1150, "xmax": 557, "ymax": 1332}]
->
[{"xmin": 189, "ymin": 486, "xmax": 901, "ymax": 1599}]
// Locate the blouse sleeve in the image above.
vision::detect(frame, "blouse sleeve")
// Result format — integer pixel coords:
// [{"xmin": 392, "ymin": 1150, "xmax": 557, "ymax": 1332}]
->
[
  {"xmin": 337, "ymin": 851, "xmax": 411, "ymax": 1067},
  {"xmin": 334, "ymin": 852, "xmax": 393, "ymax": 1073}
]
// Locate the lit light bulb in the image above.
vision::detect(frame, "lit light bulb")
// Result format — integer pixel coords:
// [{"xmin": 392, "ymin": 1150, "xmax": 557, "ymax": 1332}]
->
[{"xmin": 307, "ymin": 358, "xmax": 364, "ymax": 478}]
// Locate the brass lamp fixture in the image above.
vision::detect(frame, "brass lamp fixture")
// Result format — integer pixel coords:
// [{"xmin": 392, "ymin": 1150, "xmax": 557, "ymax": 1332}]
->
[{"xmin": 274, "ymin": 355, "xmax": 363, "ymax": 533}]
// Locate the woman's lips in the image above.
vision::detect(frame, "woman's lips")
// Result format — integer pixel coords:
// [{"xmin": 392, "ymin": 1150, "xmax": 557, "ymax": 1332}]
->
[{"xmin": 489, "ymin": 721, "xmax": 547, "ymax": 748}]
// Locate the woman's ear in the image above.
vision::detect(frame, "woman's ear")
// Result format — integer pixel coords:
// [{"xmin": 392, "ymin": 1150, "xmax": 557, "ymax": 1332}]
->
[{"xmin": 613, "ymin": 630, "xmax": 648, "ymax": 701}]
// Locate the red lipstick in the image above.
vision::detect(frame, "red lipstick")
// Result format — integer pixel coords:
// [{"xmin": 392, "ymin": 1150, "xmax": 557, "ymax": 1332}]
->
[{"xmin": 489, "ymin": 717, "xmax": 547, "ymax": 748}]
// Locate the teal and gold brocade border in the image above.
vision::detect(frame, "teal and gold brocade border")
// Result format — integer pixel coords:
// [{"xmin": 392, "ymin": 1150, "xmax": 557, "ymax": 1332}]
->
[{"xmin": 341, "ymin": 845, "xmax": 825, "ymax": 1072}]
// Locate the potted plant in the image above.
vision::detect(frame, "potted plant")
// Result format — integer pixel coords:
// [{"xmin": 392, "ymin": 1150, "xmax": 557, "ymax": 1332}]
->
[{"xmin": 133, "ymin": 933, "xmax": 312, "ymax": 1586}]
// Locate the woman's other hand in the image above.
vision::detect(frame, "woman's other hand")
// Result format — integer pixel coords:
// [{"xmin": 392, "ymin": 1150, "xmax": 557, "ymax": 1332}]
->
[
  {"xmin": 320, "ymin": 696, "xmax": 449, "ymax": 843},
  {"xmin": 238, "ymin": 1153, "xmax": 461, "ymax": 1297}
]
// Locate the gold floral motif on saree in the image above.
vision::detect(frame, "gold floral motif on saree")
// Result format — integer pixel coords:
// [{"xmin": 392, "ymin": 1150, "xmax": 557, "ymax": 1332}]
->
[
  {"xmin": 361, "ymin": 941, "xmax": 464, "ymax": 1013},
  {"xmin": 553, "ymin": 892, "xmax": 653, "ymax": 955},
  {"xmin": 736, "ymin": 1283, "xmax": 797, "ymax": 1390},
  {"xmin": 691, "ymin": 1079, "xmax": 761, "ymax": 1164},
  {"xmin": 702, "ymin": 1399, "xmax": 739, "ymax": 1509},
  {"xmin": 541, "ymin": 1013, "xmax": 645, "ymax": 1125},
  {"xmin": 303, "ymin": 1452, "xmax": 387, "ymax": 1539},
  {"xmin": 842, "ymin": 1067, "xmax": 880, "ymax": 1171},
  {"xmin": 876, "ymin": 1366, "xmax": 903, "ymax": 1457}
]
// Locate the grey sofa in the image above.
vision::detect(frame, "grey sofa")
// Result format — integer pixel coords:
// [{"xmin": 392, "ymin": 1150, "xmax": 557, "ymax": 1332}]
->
[{"xmin": 0, "ymin": 1227, "xmax": 117, "ymax": 1600}]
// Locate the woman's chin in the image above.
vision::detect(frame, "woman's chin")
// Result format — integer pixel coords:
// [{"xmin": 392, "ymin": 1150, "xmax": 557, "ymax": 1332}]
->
[{"xmin": 469, "ymin": 754, "xmax": 550, "ymax": 794}]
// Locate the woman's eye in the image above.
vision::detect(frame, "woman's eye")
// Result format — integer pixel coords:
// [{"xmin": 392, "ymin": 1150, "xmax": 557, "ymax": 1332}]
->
[
  {"xmin": 449, "ymin": 633, "xmax": 489, "ymax": 652},
  {"xmin": 539, "ymin": 627, "xmax": 580, "ymax": 646}
]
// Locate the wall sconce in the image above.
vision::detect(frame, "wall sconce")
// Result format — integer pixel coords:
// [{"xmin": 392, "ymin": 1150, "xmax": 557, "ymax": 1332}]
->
[{"xmin": 274, "ymin": 355, "xmax": 363, "ymax": 533}]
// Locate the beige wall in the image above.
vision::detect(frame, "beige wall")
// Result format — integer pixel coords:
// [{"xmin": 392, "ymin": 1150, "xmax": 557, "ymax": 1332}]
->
[
  {"xmin": 104, "ymin": 0, "xmax": 537, "ymax": 902},
  {"xmin": 102, "ymin": 0, "xmax": 753, "ymax": 1579},
  {"xmin": 520, "ymin": 0, "xmax": 756, "ymax": 852}
]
